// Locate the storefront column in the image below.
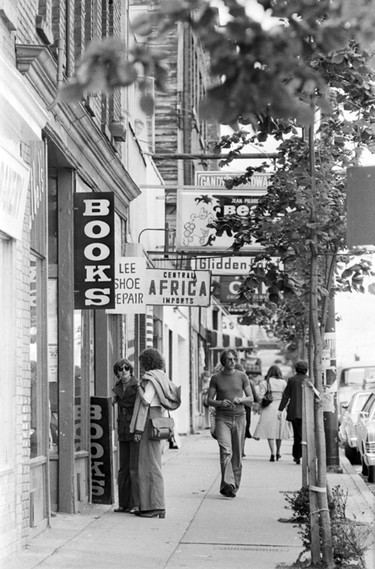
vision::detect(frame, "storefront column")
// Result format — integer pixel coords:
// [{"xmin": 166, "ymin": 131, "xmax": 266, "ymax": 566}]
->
[
  {"xmin": 94, "ymin": 311, "xmax": 113, "ymax": 397},
  {"xmin": 57, "ymin": 168, "xmax": 76, "ymax": 513}
]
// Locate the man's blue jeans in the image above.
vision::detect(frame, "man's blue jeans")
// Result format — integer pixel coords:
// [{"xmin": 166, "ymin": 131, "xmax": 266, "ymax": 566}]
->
[{"xmin": 215, "ymin": 412, "xmax": 246, "ymax": 495}]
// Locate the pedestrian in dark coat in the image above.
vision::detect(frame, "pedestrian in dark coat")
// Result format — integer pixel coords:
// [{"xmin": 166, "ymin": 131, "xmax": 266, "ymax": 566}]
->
[
  {"xmin": 277, "ymin": 360, "xmax": 308, "ymax": 465},
  {"xmin": 112, "ymin": 358, "xmax": 140, "ymax": 513}
]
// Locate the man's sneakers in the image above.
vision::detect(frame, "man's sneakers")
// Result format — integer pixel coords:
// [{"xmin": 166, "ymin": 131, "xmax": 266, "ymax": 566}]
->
[{"xmin": 220, "ymin": 484, "xmax": 236, "ymax": 498}]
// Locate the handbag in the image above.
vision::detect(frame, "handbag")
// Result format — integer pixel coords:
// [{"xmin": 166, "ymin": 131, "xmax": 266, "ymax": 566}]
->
[
  {"xmin": 149, "ymin": 416, "xmax": 175, "ymax": 441},
  {"xmin": 209, "ymin": 408, "xmax": 217, "ymax": 439},
  {"xmin": 261, "ymin": 380, "xmax": 273, "ymax": 408}
]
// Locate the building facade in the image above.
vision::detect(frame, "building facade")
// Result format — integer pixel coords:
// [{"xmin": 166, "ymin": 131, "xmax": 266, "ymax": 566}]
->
[
  {"xmin": 129, "ymin": 0, "xmax": 222, "ymax": 431},
  {"xmin": 0, "ymin": 0, "xmax": 251, "ymax": 561},
  {"xmin": 0, "ymin": 0, "xmax": 156, "ymax": 559}
]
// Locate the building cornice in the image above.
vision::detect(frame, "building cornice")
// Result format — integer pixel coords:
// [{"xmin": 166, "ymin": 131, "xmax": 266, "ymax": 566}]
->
[
  {"xmin": 15, "ymin": 44, "xmax": 140, "ymax": 205},
  {"xmin": 0, "ymin": 52, "xmax": 49, "ymax": 141}
]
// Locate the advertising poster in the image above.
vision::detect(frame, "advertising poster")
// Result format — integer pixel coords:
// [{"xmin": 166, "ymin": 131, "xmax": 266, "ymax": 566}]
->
[{"xmin": 176, "ymin": 189, "xmax": 266, "ymax": 252}]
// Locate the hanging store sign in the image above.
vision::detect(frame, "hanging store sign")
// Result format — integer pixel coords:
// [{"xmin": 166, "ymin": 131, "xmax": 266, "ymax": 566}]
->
[
  {"xmin": 106, "ymin": 257, "xmax": 147, "ymax": 314},
  {"xmin": 147, "ymin": 269, "xmax": 211, "ymax": 306},
  {"xmin": 0, "ymin": 144, "xmax": 30, "ymax": 240},
  {"xmin": 213, "ymin": 275, "xmax": 267, "ymax": 314},
  {"xmin": 195, "ymin": 171, "xmax": 270, "ymax": 190},
  {"xmin": 176, "ymin": 189, "xmax": 266, "ymax": 252},
  {"xmin": 74, "ymin": 192, "xmax": 115, "ymax": 309},
  {"xmin": 190, "ymin": 256, "xmax": 255, "ymax": 275}
]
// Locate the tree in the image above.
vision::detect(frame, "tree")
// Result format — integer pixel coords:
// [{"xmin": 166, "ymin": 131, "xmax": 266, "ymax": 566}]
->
[
  {"xmin": 211, "ymin": 39, "xmax": 375, "ymax": 346},
  {"xmin": 59, "ymin": 2, "xmax": 375, "ymax": 566},
  {"xmin": 205, "ymin": 34, "xmax": 375, "ymax": 569}
]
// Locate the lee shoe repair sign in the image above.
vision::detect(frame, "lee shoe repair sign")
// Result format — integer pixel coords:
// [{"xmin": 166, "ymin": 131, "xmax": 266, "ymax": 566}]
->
[{"xmin": 107, "ymin": 261, "xmax": 211, "ymax": 313}]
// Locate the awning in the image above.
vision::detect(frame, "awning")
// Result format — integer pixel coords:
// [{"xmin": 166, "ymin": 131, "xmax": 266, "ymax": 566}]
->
[{"xmin": 207, "ymin": 330, "xmax": 253, "ymax": 351}]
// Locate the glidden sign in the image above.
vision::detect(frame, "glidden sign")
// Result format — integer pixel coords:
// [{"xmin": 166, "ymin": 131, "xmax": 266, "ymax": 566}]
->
[{"xmin": 74, "ymin": 192, "xmax": 115, "ymax": 309}]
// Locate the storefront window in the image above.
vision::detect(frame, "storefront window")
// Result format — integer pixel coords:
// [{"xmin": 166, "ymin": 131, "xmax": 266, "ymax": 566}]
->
[
  {"xmin": 30, "ymin": 257, "xmax": 38, "ymax": 457},
  {"xmin": 30, "ymin": 255, "xmax": 45, "ymax": 458},
  {"xmin": 0, "ymin": 238, "xmax": 15, "ymax": 468},
  {"xmin": 74, "ymin": 311, "xmax": 83, "ymax": 452},
  {"xmin": 48, "ymin": 174, "xmax": 58, "ymax": 453},
  {"xmin": 74, "ymin": 310, "xmax": 94, "ymax": 452},
  {"xmin": 48, "ymin": 278, "xmax": 58, "ymax": 452}
]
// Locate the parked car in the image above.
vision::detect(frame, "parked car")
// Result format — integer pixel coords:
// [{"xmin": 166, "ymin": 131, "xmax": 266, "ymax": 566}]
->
[
  {"xmin": 338, "ymin": 390, "xmax": 372, "ymax": 464},
  {"xmin": 356, "ymin": 392, "xmax": 375, "ymax": 483},
  {"xmin": 337, "ymin": 361, "xmax": 375, "ymax": 423}
]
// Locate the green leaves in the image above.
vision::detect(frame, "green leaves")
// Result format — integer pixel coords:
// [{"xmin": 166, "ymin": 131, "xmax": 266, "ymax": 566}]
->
[
  {"xmin": 59, "ymin": 36, "xmax": 169, "ymax": 108},
  {"xmin": 58, "ymin": 0, "xmax": 375, "ymax": 127}
]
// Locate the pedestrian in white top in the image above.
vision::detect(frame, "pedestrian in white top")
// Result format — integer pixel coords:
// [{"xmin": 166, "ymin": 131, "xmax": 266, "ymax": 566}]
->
[{"xmin": 253, "ymin": 365, "xmax": 289, "ymax": 461}]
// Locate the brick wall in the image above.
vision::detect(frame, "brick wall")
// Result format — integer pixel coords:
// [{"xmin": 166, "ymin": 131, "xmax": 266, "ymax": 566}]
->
[{"xmin": 0, "ymin": 154, "xmax": 32, "ymax": 558}]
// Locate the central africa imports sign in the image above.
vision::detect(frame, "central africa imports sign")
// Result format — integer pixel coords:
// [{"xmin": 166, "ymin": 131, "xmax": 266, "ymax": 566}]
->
[
  {"xmin": 148, "ymin": 269, "xmax": 211, "ymax": 306},
  {"xmin": 107, "ymin": 259, "xmax": 211, "ymax": 312}
]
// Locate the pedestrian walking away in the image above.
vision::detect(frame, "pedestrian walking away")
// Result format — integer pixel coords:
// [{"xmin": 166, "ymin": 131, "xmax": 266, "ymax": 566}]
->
[
  {"xmin": 242, "ymin": 357, "xmax": 262, "ymax": 439},
  {"xmin": 112, "ymin": 358, "xmax": 140, "ymax": 513},
  {"xmin": 277, "ymin": 360, "xmax": 308, "ymax": 465},
  {"xmin": 207, "ymin": 349, "xmax": 254, "ymax": 498},
  {"xmin": 130, "ymin": 348, "xmax": 181, "ymax": 518},
  {"xmin": 253, "ymin": 365, "xmax": 289, "ymax": 461}
]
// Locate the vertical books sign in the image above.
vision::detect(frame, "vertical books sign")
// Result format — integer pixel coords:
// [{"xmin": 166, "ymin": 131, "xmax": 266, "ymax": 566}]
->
[{"xmin": 74, "ymin": 192, "xmax": 115, "ymax": 309}]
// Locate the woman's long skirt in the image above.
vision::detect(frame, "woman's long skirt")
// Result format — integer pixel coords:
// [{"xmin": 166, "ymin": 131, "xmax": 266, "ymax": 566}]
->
[{"xmin": 138, "ymin": 406, "xmax": 165, "ymax": 511}]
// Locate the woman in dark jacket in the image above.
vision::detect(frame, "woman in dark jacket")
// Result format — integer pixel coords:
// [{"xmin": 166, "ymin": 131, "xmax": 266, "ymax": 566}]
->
[{"xmin": 112, "ymin": 358, "xmax": 139, "ymax": 513}]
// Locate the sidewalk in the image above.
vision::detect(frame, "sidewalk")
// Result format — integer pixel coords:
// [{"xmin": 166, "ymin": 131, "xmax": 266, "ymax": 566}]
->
[{"xmin": 2, "ymin": 432, "xmax": 375, "ymax": 569}]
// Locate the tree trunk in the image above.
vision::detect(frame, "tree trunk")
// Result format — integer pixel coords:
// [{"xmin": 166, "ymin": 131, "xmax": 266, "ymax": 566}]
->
[{"xmin": 309, "ymin": 116, "xmax": 334, "ymax": 568}]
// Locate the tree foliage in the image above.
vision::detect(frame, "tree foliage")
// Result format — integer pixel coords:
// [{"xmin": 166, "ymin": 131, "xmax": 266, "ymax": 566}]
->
[
  {"xmin": 60, "ymin": 1, "xmax": 375, "ymax": 125},
  {"xmin": 209, "ymin": 38, "xmax": 375, "ymax": 355}
]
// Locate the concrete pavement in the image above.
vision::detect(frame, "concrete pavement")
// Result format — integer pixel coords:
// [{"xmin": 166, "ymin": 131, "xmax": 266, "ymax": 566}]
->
[{"xmin": 2, "ymin": 431, "xmax": 375, "ymax": 569}]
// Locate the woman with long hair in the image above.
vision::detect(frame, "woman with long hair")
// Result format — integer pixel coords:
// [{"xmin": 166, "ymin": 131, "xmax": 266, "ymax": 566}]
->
[
  {"xmin": 253, "ymin": 364, "xmax": 289, "ymax": 461},
  {"xmin": 130, "ymin": 348, "xmax": 180, "ymax": 518}
]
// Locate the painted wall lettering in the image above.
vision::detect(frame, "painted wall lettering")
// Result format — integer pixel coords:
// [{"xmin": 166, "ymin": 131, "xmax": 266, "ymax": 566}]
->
[{"xmin": 90, "ymin": 397, "xmax": 114, "ymax": 503}]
